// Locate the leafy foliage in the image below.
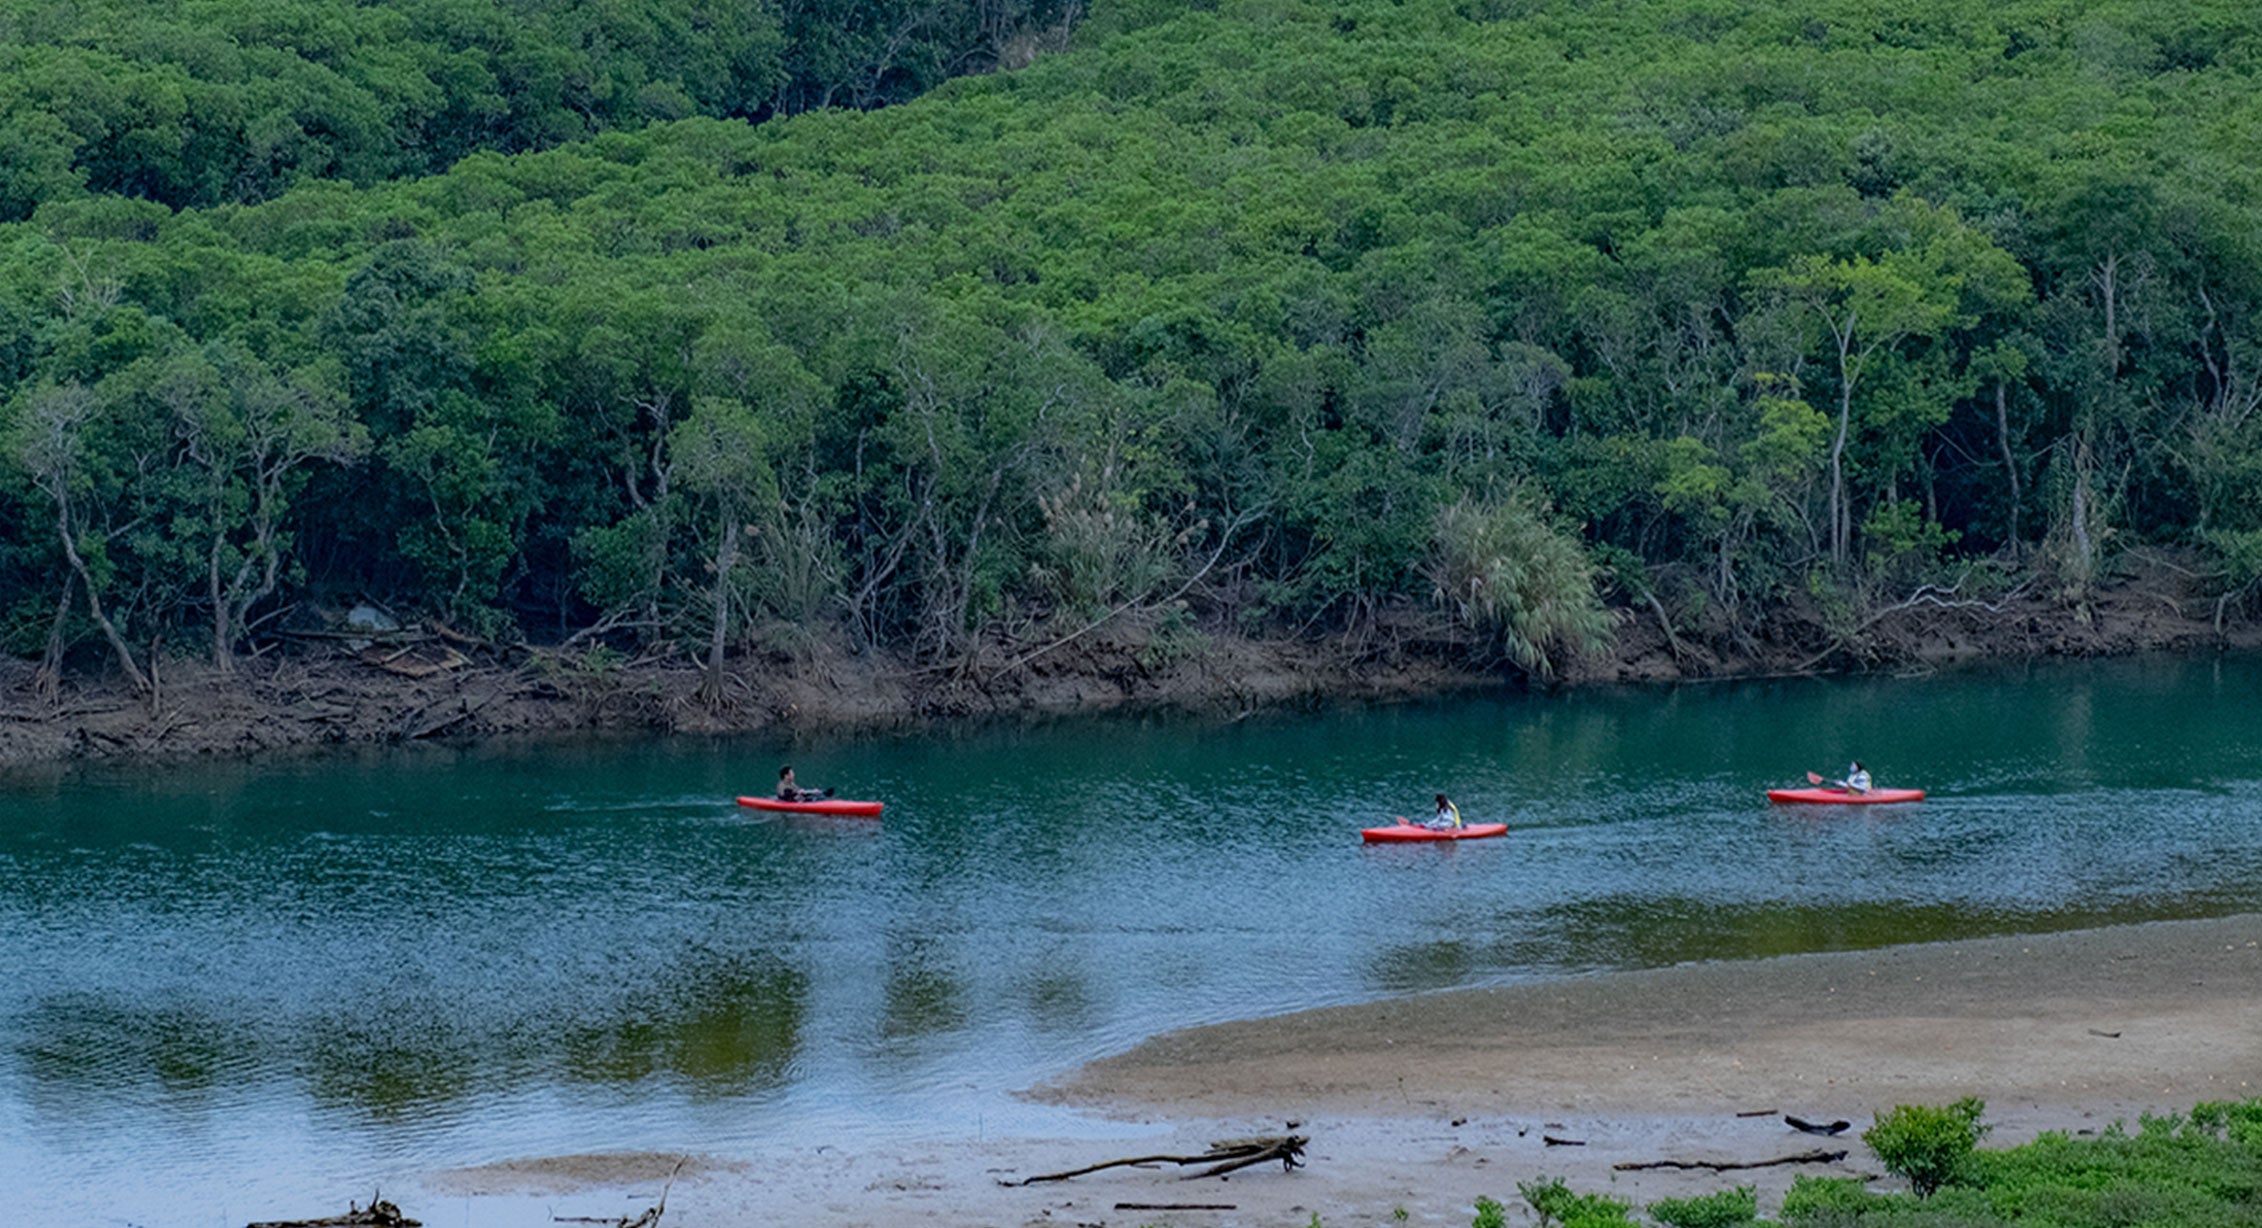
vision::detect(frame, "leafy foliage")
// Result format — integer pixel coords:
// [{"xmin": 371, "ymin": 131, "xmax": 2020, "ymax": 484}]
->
[
  {"xmin": 1428, "ymin": 497, "xmax": 1611, "ymax": 677},
  {"xmin": 1865, "ymin": 1098, "xmax": 1992, "ymax": 1198},
  {"xmin": 6, "ymin": 0, "xmax": 2262, "ymax": 681},
  {"xmin": 1509, "ymin": 1101, "xmax": 2262, "ymax": 1228},
  {"xmin": 1520, "ymin": 1176, "xmax": 1639, "ymax": 1228},
  {"xmin": 1649, "ymin": 1185, "xmax": 1760, "ymax": 1228},
  {"xmin": 1778, "ymin": 1099, "xmax": 2262, "ymax": 1226},
  {"xmin": 0, "ymin": 0, "xmax": 1077, "ymax": 219}
]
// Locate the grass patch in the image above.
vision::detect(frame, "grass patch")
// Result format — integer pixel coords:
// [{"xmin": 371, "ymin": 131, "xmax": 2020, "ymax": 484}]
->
[{"xmin": 1475, "ymin": 1099, "xmax": 2262, "ymax": 1228}]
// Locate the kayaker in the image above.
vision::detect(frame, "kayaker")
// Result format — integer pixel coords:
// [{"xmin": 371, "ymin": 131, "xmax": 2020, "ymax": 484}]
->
[
  {"xmin": 776, "ymin": 764, "xmax": 830, "ymax": 803},
  {"xmin": 1845, "ymin": 761, "xmax": 1872, "ymax": 793},
  {"xmin": 1424, "ymin": 793, "xmax": 1462, "ymax": 830}
]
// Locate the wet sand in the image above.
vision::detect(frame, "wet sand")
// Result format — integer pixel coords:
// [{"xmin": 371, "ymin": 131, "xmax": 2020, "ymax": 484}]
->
[{"xmin": 420, "ymin": 915, "xmax": 2262, "ymax": 1227}]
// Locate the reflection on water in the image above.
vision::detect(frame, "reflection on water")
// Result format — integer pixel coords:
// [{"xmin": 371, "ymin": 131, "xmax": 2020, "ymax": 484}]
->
[
  {"xmin": 5, "ymin": 654, "xmax": 2262, "ymax": 1223},
  {"xmin": 881, "ymin": 945, "xmax": 968, "ymax": 1042},
  {"xmin": 16, "ymin": 949, "xmax": 811, "ymax": 1126},
  {"xmin": 1366, "ymin": 938, "xmax": 1480, "ymax": 995},
  {"xmin": 560, "ymin": 953, "xmax": 807, "ymax": 1094}
]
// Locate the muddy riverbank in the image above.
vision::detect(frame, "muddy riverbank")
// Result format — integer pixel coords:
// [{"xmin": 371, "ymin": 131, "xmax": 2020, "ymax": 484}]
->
[
  {"xmin": 410, "ymin": 916, "xmax": 2262, "ymax": 1228},
  {"xmin": 3, "ymin": 552, "xmax": 2254, "ymax": 770}
]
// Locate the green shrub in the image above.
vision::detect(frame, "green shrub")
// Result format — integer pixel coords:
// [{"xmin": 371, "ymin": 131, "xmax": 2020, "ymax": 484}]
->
[
  {"xmin": 1865, "ymin": 1098, "xmax": 1990, "ymax": 1197},
  {"xmin": 1649, "ymin": 1184, "xmax": 1759, "ymax": 1228},
  {"xmin": 2192, "ymin": 1098, "xmax": 2262, "ymax": 1149},
  {"xmin": 1518, "ymin": 1176, "xmax": 1638, "ymax": 1227},
  {"xmin": 1473, "ymin": 1195, "xmax": 1508, "ymax": 1228},
  {"xmin": 1961, "ymin": 1107, "xmax": 2262, "ymax": 1225},
  {"xmin": 1776, "ymin": 1100, "xmax": 2262, "ymax": 1226},
  {"xmin": 1426, "ymin": 497, "xmax": 1612, "ymax": 678},
  {"xmin": 1778, "ymin": 1174, "xmax": 1885, "ymax": 1222}
]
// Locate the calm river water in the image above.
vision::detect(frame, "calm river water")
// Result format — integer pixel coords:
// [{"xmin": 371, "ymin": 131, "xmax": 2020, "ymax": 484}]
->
[{"xmin": 5, "ymin": 655, "xmax": 2262, "ymax": 1224}]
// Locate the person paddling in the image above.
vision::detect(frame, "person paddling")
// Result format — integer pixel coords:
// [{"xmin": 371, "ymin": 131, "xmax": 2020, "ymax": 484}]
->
[
  {"xmin": 776, "ymin": 764, "xmax": 833, "ymax": 803},
  {"xmin": 1844, "ymin": 761, "xmax": 1872, "ymax": 794},
  {"xmin": 1422, "ymin": 793, "xmax": 1463, "ymax": 830}
]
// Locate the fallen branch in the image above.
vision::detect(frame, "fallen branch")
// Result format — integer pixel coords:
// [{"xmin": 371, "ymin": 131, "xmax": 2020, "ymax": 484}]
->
[
  {"xmin": 428, "ymin": 620, "xmax": 493, "ymax": 650},
  {"xmin": 551, "ymin": 1159, "xmax": 685, "ymax": 1228},
  {"xmin": 363, "ymin": 643, "xmax": 470, "ymax": 679},
  {"xmin": 397, "ymin": 679, "xmax": 513, "ymax": 741},
  {"xmin": 246, "ymin": 1192, "xmax": 420, "ymax": 1227},
  {"xmin": 1115, "ymin": 1204, "xmax": 1238, "ymax": 1211},
  {"xmin": 1642, "ymin": 589, "xmax": 1686, "ymax": 662},
  {"xmin": 2123, "ymin": 548, "xmax": 2223, "ymax": 581},
  {"xmin": 1615, "ymin": 1149, "xmax": 1847, "ymax": 1172},
  {"xmin": 1858, "ymin": 578, "xmax": 2032, "ymax": 634},
  {"xmin": 1185, "ymin": 1136, "xmax": 1307, "ymax": 1180},
  {"xmin": 276, "ymin": 628, "xmax": 432, "ymax": 645},
  {"xmin": 562, "ymin": 613, "xmax": 667, "ymax": 648},
  {"xmin": 1543, "ymin": 1135, "xmax": 1586, "ymax": 1147},
  {"xmin": 1796, "ymin": 576, "xmax": 2037, "ymax": 672},
  {"xmin": 1003, "ymin": 1135, "xmax": 1306, "ymax": 1186},
  {"xmin": 0, "ymin": 701, "xmax": 127, "ymax": 722},
  {"xmin": 1785, "ymin": 1116, "xmax": 1852, "ymax": 1136},
  {"xmin": 617, "ymin": 1157, "xmax": 682, "ymax": 1228},
  {"xmin": 984, "ymin": 508, "xmax": 1256, "ymax": 683}
]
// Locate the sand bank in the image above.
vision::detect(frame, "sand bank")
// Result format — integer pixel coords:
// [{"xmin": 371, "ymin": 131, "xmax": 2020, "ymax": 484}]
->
[{"xmin": 420, "ymin": 915, "xmax": 2262, "ymax": 1227}]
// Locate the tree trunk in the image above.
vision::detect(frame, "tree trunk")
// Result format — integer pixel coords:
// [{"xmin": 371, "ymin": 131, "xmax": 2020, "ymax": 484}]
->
[
  {"xmin": 1994, "ymin": 381, "xmax": 2021, "ymax": 556},
  {"xmin": 35, "ymin": 571, "xmax": 74, "ymax": 701},
  {"xmin": 699, "ymin": 516, "xmax": 742, "ymax": 707},
  {"xmin": 2069, "ymin": 435, "xmax": 2094, "ymax": 589},
  {"xmin": 209, "ymin": 532, "xmax": 233, "ymax": 675},
  {"xmin": 1829, "ymin": 364, "xmax": 1854, "ymax": 565},
  {"xmin": 55, "ymin": 501, "xmax": 148, "ymax": 694},
  {"xmin": 2098, "ymin": 252, "xmax": 2121, "ymax": 374}
]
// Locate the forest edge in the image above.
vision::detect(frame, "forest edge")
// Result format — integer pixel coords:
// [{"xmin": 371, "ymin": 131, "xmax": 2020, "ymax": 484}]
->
[{"xmin": 1, "ymin": 549, "xmax": 2251, "ymax": 771}]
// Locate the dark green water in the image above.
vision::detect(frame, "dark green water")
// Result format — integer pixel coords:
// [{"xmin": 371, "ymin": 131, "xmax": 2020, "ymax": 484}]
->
[{"xmin": 6, "ymin": 656, "xmax": 2262, "ymax": 1224}]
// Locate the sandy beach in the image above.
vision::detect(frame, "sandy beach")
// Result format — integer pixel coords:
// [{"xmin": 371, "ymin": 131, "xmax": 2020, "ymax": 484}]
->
[{"xmin": 424, "ymin": 915, "xmax": 2262, "ymax": 1227}]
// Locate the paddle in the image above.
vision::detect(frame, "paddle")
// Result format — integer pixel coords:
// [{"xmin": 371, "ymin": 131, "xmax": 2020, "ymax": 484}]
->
[{"xmin": 1805, "ymin": 771, "xmax": 1852, "ymax": 790}]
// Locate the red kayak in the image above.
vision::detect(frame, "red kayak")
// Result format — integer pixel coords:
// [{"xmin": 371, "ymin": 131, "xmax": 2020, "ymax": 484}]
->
[
  {"xmin": 1766, "ymin": 787, "xmax": 1925, "ymax": 805},
  {"xmin": 736, "ymin": 796, "xmax": 885, "ymax": 818},
  {"xmin": 1362, "ymin": 821, "xmax": 1508, "ymax": 843}
]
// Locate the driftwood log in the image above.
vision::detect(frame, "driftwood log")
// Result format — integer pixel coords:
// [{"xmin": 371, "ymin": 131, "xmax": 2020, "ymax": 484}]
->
[
  {"xmin": 1785, "ymin": 1115, "xmax": 1853, "ymax": 1136},
  {"xmin": 558, "ymin": 1157, "xmax": 684, "ymax": 1228},
  {"xmin": 1004, "ymin": 1135, "xmax": 1307, "ymax": 1186},
  {"xmin": 246, "ymin": 1194, "xmax": 419, "ymax": 1228},
  {"xmin": 1615, "ymin": 1149, "xmax": 1849, "ymax": 1172}
]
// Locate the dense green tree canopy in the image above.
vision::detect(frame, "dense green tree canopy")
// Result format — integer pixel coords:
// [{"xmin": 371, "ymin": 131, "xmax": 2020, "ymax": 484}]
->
[
  {"xmin": 0, "ymin": 0, "xmax": 1075, "ymax": 219},
  {"xmin": 5, "ymin": 0, "xmax": 2261, "ymax": 683}
]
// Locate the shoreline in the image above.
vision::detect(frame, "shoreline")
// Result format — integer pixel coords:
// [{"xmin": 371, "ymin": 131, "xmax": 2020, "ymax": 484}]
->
[
  {"xmin": 6, "ymin": 554, "xmax": 2260, "ymax": 772},
  {"xmin": 1046, "ymin": 915, "xmax": 2262, "ymax": 1119},
  {"xmin": 414, "ymin": 915, "xmax": 2262, "ymax": 1227}
]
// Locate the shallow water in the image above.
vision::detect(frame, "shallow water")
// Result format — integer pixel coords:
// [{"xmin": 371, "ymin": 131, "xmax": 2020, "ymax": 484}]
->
[{"xmin": 5, "ymin": 655, "xmax": 2262, "ymax": 1224}]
